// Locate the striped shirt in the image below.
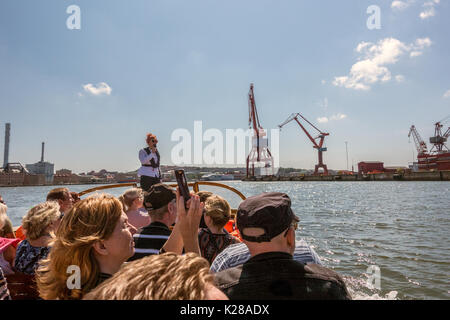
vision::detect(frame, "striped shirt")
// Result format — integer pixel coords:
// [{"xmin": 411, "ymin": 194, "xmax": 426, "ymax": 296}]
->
[
  {"xmin": 210, "ymin": 239, "xmax": 322, "ymax": 273},
  {"xmin": 0, "ymin": 267, "xmax": 11, "ymax": 300},
  {"xmin": 129, "ymin": 222, "xmax": 171, "ymax": 261}
]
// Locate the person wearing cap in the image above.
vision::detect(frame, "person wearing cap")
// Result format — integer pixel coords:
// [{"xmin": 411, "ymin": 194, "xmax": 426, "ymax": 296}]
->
[
  {"xmin": 129, "ymin": 183, "xmax": 178, "ymax": 261},
  {"xmin": 214, "ymin": 192, "xmax": 352, "ymax": 300},
  {"xmin": 138, "ymin": 133, "xmax": 162, "ymax": 192}
]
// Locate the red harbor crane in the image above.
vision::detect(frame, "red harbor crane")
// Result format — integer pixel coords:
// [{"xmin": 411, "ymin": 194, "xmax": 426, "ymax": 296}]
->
[
  {"xmin": 408, "ymin": 115, "xmax": 450, "ymax": 171},
  {"xmin": 408, "ymin": 125, "xmax": 428, "ymax": 156},
  {"xmin": 246, "ymin": 83, "xmax": 274, "ymax": 178},
  {"xmin": 278, "ymin": 113, "xmax": 329, "ymax": 175},
  {"xmin": 429, "ymin": 116, "xmax": 450, "ymax": 153}
]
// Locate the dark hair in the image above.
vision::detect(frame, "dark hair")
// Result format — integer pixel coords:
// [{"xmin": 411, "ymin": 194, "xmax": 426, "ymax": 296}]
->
[{"xmin": 46, "ymin": 188, "xmax": 70, "ymax": 202}]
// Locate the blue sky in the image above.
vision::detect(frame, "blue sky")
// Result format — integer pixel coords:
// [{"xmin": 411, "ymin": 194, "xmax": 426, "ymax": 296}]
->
[{"xmin": 1, "ymin": 0, "xmax": 449, "ymax": 173}]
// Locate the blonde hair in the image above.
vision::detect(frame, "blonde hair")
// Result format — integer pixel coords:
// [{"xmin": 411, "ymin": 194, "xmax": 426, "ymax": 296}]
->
[
  {"xmin": 22, "ymin": 202, "xmax": 61, "ymax": 241},
  {"xmin": 0, "ymin": 203, "xmax": 7, "ymax": 230},
  {"xmin": 36, "ymin": 194, "xmax": 123, "ymax": 300},
  {"xmin": 204, "ymin": 195, "xmax": 231, "ymax": 228},
  {"xmin": 83, "ymin": 252, "xmax": 215, "ymax": 300},
  {"xmin": 118, "ymin": 188, "xmax": 143, "ymax": 212}
]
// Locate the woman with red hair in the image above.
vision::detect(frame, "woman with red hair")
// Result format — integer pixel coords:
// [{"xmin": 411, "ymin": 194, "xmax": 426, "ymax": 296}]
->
[{"xmin": 138, "ymin": 133, "xmax": 162, "ymax": 191}]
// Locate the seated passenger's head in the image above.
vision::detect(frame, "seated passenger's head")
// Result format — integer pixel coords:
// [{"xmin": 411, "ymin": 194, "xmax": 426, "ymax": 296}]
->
[
  {"xmin": 22, "ymin": 201, "xmax": 62, "ymax": 241},
  {"xmin": 0, "ymin": 203, "xmax": 8, "ymax": 230},
  {"xmin": 196, "ymin": 191, "xmax": 213, "ymax": 203},
  {"xmin": 143, "ymin": 184, "xmax": 177, "ymax": 227},
  {"xmin": 36, "ymin": 194, "xmax": 137, "ymax": 300},
  {"xmin": 83, "ymin": 252, "xmax": 228, "ymax": 300},
  {"xmin": 46, "ymin": 187, "xmax": 73, "ymax": 214},
  {"xmin": 71, "ymin": 192, "xmax": 80, "ymax": 204},
  {"xmin": 203, "ymin": 195, "xmax": 231, "ymax": 230},
  {"xmin": 118, "ymin": 188, "xmax": 144, "ymax": 212},
  {"xmin": 236, "ymin": 192, "xmax": 299, "ymax": 256}
]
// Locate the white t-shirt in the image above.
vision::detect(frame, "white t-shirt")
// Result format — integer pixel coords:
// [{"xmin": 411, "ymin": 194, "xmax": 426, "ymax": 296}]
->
[{"xmin": 137, "ymin": 148, "xmax": 160, "ymax": 178}]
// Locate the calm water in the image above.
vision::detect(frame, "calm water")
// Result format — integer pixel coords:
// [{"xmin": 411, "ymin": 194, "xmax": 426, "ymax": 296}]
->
[{"xmin": 1, "ymin": 181, "xmax": 449, "ymax": 300}]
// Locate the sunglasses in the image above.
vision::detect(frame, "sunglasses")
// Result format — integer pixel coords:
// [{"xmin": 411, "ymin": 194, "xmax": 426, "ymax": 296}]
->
[{"xmin": 0, "ymin": 200, "xmax": 5, "ymax": 204}]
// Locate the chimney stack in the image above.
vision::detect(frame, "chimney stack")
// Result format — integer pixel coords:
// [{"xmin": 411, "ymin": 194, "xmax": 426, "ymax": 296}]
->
[
  {"xmin": 41, "ymin": 142, "xmax": 45, "ymax": 162},
  {"xmin": 3, "ymin": 123, "xmax": 10, "ymax": 168}
]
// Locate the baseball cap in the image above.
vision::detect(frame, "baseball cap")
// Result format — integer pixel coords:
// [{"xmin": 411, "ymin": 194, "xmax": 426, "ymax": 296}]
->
[
  {"xmin": 236, "ymin": 192, "xmax": 299, "ymax": 243},
  {"xmin": 143, "ymin": 183, "xmax": 176, "ymax": 211}
]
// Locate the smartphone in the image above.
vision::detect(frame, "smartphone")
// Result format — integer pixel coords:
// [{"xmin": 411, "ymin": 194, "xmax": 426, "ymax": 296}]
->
[{"xmin": 174, "ymin": 169, "xmax": 191, "ymax": 208}]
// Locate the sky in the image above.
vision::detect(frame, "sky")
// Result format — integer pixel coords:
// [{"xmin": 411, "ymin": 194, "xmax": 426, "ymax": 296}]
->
[{"xmin": 1, "ymin": 0, "xmax": 449, "ymax": 173}]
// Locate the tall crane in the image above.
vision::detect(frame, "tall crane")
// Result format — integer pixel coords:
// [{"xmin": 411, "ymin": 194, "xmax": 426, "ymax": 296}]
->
[
  {"xmin": 278, "ymin": 113, "xmax": 329, "ymax": 175},
  {"xmin": 408, "ymin": 125, "xmax": 428, "ymax": 156},
  {"xmin": 429, "ymin": 115, "xmax": 450, "ymax": 153},
  {"xmin": 246, "ymin": 84, "xmax": 274, "ymax": 178}
]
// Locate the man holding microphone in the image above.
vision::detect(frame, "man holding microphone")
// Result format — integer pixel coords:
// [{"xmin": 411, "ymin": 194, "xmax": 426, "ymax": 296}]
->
[{"xmin": 138, "ymin": 133, "xmax": 162, "ymax": 191}]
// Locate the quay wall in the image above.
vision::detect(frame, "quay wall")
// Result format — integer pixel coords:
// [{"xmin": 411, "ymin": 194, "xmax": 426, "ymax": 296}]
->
[{"xmin": 244, "ymin": 171, "xmax": 450, "ymax": 182}]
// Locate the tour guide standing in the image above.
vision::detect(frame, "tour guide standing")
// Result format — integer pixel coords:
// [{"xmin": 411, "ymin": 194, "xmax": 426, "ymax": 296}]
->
[{"xmin": 138, "ymin": 133, "xmax": 161, "ymax": 191}]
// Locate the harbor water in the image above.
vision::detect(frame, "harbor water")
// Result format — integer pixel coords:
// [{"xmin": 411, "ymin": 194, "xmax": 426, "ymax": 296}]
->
[{"xmin": 1, "ymin": 181, "xmax": 449, "ymax": 300}]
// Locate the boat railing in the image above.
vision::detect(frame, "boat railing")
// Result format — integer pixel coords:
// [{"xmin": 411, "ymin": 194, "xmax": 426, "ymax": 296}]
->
[{"xmin": 77, "ymin": 181, "xmax": 246, "ymax": 218}]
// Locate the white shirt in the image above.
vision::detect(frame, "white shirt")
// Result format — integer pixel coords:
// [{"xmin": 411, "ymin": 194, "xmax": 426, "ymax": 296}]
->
[{"xmin": 137, "ymin": 148, "xmax": 160, "ymax": 178}]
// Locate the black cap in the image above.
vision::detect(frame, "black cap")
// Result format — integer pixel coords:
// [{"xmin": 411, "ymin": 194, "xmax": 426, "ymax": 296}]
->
[
  {"xmin": 236, "ymin": 192, "xmax": 299, "ymax": 243},
  {"xmin": 144, "ymin": 183, "xmax": 176, "ymax": 211}
]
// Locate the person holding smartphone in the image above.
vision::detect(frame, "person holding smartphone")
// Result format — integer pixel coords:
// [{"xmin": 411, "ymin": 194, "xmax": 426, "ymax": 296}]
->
[{"xmin": 138, "ymin": 133, "xmax": 162, "ymax": 191}]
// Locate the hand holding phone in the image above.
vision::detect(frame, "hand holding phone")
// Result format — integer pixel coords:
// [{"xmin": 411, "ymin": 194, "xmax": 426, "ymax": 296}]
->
[{"xmin": 174, "ymin": 169, "xmax": 191, "ymax": 208}]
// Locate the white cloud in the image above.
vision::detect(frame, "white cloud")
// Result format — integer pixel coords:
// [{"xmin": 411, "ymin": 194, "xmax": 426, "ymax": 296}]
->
[
  {"xmin": 321, "ymin": 80, "xmax": 326, "ymax": 85},
  {"xmin": 333, "ymin": 37, "xmax": 432, "ymax": 90},
  {"xmin": 317, "ymin": 113, "xmax": 347, "ymax": 123},
  {"xmin": 443, "ymin": 90, "xmax": 450, "ymax": 99},
  {"xmin": 396, "ymin": 75, "xmax": 405, "ymax": 82},
  {"xmin": 410, "ymin": 51, "xmax": 423, "ymax": 57},
  {"xmin": 415, "ymin": 37, "xmax": 432, "ymax": 49},
  {"xmin": 330, "ymin": 113, "xmax": 347, "ymax": 121},
  {"xmin": 420, "ymin": 0, "xmax": 440, "ymax": 19},
  {"xmin": 82, "ymin": 82, "xmax": 112, "ymax": 96},
  {"xmin": 391, "ymin": 1, "xmax": 412, "ymax": 10},
  {"xmin": 420, "ymin": 7, "xmax": 435, "ymax": 19}
]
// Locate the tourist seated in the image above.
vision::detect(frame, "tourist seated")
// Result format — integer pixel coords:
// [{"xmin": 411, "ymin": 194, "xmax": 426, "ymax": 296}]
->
[
  {"xmin": 83, "ymin": 252, "xmax": 228, "ymax": 300},
  {"xmin": 0, "ymin": 237, "xmax": 20, "ymax": 275},
  {"xmin": 129, "ymin": 184, "xmax": 177, "ymax": 261},
  {"xmin": 37, "ymin": 191, "xmax": 205, "ymax": 299},
  {"xmin": 210, "ymin": 239, "xmax": 322, "ymax": 273},
  {"xmin": 14, "ymin": 202, "xmax": 62, "ymax": 275},
  {"xmin": 0, "ymin": 267, "xmax": 11, "ymax": 300},
  {"xmin": 198, "ymin": 195, "xmax": 240, "ymax": 265},
  {"xmin": 1, "ymin": 207, "xmax": 21, "ymax": 275},
  {"xmin": 36, "ymin": 194, "xmax": 137, "ymax": 300},
  {"xmin": 46, "ymin": 187, "xmax": 74, "ymax": 215},
  {"xmin": 0, "ymin": 202, "xmax": 14, "ymax": 239},
  {"xmin": 70, "ymin": 192, "xmax": 81, "ymax": 204},
  {"xmin": 196, "ymin": 191, "xmax": 213, "ymax": 203},
  {"xmin": 214, "ymin": 192, "xmax": 352, "ymax": 300},
  {"xmin": 118, "ymin": 187, "xmax": 150, "ymax": 230}
]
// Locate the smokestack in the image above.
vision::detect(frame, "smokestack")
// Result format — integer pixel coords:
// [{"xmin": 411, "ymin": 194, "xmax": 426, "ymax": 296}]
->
[
  {"xmin": 3, "ymin": 123, "xmax": 10, "ymax": 168},
  {"xmin": 41, "ymin": 142, "xmax": 45, "ymax": 162}
]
